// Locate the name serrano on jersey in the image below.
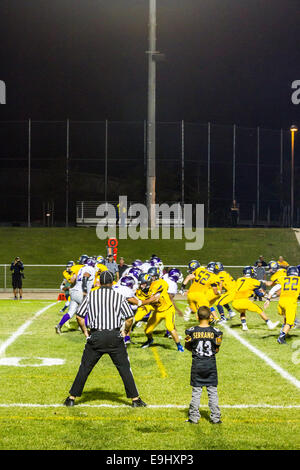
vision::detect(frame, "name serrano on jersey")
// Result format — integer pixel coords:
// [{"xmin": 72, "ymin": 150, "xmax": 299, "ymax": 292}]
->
[{"xmin": 192, "ymin": 331, "xmax": 215, "ymax": 339}]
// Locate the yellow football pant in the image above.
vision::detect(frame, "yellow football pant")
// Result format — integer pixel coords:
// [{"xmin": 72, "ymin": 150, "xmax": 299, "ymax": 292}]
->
[
  {"xmin": 145, "ymin": 305, "xmax": 176, "ymax": 336},
  {"xmin": 216, "ymin": 290, "xmax": 236, "ymax": 307},
  {"xmin": 206, "ymin": 289, "xmax": 221, "ymax": 307},
  {"xmin": 134, "ymin": 305, "xmax": 153, "ymax": 323},
  {"xmin": 187, "ymin": 291, "xmax": 209, "ymax": 312},
  {"xmin": 278, "ymin": 298, "xmax": 297, "ymax": 326},
  {"xmin": 232, "ymin": 298, "xmax": 263, "ymax": 315}
]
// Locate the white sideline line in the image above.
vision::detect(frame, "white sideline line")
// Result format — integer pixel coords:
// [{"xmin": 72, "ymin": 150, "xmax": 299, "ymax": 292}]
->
[
  {"xmin": 0, "ymin": 403, "xmax": 299, "ymax": 409},
  {"xmin": 223, "ymin": 324, "xmax": 300, "ymax": 390},
  {"xmin": 0, "ymin": 302, "xmax": 58, "ymax": 356}
]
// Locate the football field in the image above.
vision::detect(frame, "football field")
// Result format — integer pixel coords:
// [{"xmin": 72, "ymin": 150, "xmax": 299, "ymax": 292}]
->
[{"xmin": 0, "ymin": 297, "xmax": 299, "ymax": 450}]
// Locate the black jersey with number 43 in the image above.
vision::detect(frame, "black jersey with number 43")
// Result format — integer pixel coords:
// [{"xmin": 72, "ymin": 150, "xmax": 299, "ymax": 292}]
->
[{"xmin": 185, "ymin": 326, "xmax": 223, "ymax": 360}]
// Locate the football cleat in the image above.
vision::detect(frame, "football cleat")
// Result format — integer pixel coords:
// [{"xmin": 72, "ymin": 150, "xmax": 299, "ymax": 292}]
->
[
  {"xmin": 55, "ymin": 324, "xmax": 62, "ymax": 335},
  {"xmin": 124, "ymin": 335, "xmax": 131, "ymax": 345},
  {"xmin": 177, "ymin": 344, "xmax": 184, "ymax": 352},
  {"xmin": 267, "ymin": 320, "xmax": 280, "ymax": 330},
  {"xmin": 242, "ymin": 323, "xmax": 248, "ymax": 331},
  {"xmin": 141, "ymin": 338, "xmax": 154, "ymax": 348}
]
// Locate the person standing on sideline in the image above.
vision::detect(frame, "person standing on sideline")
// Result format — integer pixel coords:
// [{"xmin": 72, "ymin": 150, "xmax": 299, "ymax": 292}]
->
[
  {"xmin": 118, "ymin": 257, "xmax": 128, "ymax": 278},
  {"xmin": 10, "ymin": 257, "xmax": 24, "ymax": 299},
  {"xmin": 277, "ymin": 256, "xmax": 289, "ymax": 269},
  {"xmin": 105, "ymin": 254, "xmax": 119, "ymax": 281},
  {"xmin": 64, "ymin": 271, "xmax": 146, "ymax": 408},
  {"xmin": 230, "ymin": 200, "xmax": 239, "ymax": 226},
  {"xmin": 185, "ymin": 306, "xmax": 223, "ymax": 424}
]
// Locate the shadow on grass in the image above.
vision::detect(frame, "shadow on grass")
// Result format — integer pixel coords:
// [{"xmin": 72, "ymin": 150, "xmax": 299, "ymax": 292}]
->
[
  {"xmin": 77, "ymin": 388, "xmax": 129, "ymax": 406},
  {"xmin": 178, "ymin": 408, "xmax": 213, "ymax": 423}
]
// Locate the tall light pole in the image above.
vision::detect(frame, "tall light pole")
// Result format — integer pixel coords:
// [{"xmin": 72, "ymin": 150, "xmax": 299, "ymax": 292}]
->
[
  {"xmin": 146, "ymin": 0, "xmax": 157, "ymax": 229},
  {"xmin": 290, "ymin": 124, "xmax": 298, "ymax": 227}
]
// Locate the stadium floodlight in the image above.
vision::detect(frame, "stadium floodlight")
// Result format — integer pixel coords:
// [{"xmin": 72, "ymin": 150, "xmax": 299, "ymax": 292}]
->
[
  {"xmin": 290, "ymin": 125, "xmax": 298, "ymax": 227},
  {"xmin": 146, "ymin": 0, "xmax": 157, "ymax": 229}
]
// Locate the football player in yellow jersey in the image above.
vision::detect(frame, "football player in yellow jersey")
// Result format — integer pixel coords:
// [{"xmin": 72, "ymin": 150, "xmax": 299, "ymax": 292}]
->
[
  {"xmin": 264, "ymin": 266, "xmax": 300, "ymax": 344},
  {"xmin": 140, "ymin": 269, "xmax": 185, "ymax": 352},
  {"xmin": 265, "ymin": 261, "xmax": 287, "ymax": 288},
  {"xmin": 59, "ymin": 261, "xmax": 75, "ymax": 315},
  {"xmin": 182, "ymin": 261, "xmax": 220, "ymax": 322},
  {"xmin": 232, "ymin": 266, "xmax": 279, "ymax": 331},
  {"xmin": 93, "ymin": 256, "xmax": 109, "ymax": 289},
  {"xmin": 215, "ymin": 262, "xmax": 237, "ymax": 323},
  {"xmin": 132, "ymin": 284, "xmax": 155, "ymax": 324},
  {"xmin": 181, "ymin": 260, "xmax": 204, "ymax": 320}
]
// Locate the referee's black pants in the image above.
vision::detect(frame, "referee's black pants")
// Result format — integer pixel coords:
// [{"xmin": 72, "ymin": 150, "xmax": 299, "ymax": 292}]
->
[{"xmin": 69, "ymin": 329, "xmax": 139, "ymax": 399}]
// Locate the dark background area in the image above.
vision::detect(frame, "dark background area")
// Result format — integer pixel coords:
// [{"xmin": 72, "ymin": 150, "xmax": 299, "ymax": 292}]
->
[{"xmin": 0, "ymin": 0, "xmax": 299, "ymax": 226}]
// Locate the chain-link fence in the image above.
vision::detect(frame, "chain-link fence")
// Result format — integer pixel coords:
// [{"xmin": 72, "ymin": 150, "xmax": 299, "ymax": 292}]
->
[
  {"xmin": 0, "ymin": 120, "xmax": 298, "ymax": 227},
  {"xmin": 0, "ymin": 264, "xmax": 273, "ymax": 292}
]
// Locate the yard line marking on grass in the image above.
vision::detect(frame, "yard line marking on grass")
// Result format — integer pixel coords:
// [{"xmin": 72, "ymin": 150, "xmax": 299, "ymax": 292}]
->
[
  {"xmin": 223, "ymin": 324, "xmax": 300, "ymax": 390},
  {"xmin": 0, "ymin": 403, "xmax": 299, "ymax": 409},
  {"xmin": 151, "ymin": 346, "xmax": 168, "ymax": 378},
  {"xmin": 0, "ymin": 301, "xmax": 58, "ymax": 356}
]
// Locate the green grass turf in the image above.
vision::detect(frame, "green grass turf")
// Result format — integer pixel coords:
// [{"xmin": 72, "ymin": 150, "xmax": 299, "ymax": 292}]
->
[
  {"xmin": 0, "ymin": 227, "xmax": 299, "ymax": 289},
  {"xmin": 0, "ymin": 298, "xmax": 299, "ymax": 450}
]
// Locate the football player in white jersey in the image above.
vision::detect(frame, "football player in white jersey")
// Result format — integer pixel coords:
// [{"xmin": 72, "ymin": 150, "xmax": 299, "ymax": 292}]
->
[
  {"xmin": 117, "ymin": 267, "xmax": 142, "ymax": 291},
  {"xmin": 55, "ymin": 258, "xmax": 96, "ymax": 335},
  {"xmin": 140, "ymin": 259, "xmax": 152, "ymax": 274},
  {"xmin": 114, "ymin": 274, "xmax": 159, "ymax": 345}
]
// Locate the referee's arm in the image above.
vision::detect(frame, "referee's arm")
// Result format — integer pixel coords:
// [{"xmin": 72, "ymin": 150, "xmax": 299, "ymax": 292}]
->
[
  {"xmin": 76, "ymin": 296, "xmax": 89, "ymax": 338},
  {"xmin": 121, "ymin": 298, "xmax": 135, "ymax": 337}
]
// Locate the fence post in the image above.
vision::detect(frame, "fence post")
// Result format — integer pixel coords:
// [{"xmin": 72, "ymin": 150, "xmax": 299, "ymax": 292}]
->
[
  {"xmin": 256, "ymin": 126, "xmax": 260, "ymax": 223},
  {"xmin": 105, "ymin": 119, "xmax": 108, "ymax": 202},
  {"xmin": 233, "ymin": 124, "xmax": 236, "ymax": 202},
  {"xmin": 181, "ymin": 120, "xmax": 185, "ymax": 207},
  {"xmin": 66, "ymin": 118, "xmax": 70, "ymax": 227},
  {"xmin": 207, "ymin": 122, "xmax": 211, "ymax": 227},
  {"xmin": 27, "ymin": 118, "xmax": 31, "ymax": 227},
  {"xmin": 4, "ymin": 265, "xmax": 7, "ymax": 292}
]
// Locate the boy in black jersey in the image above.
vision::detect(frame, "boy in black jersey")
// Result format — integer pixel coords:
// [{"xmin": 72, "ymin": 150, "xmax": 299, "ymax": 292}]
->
[{"xmin": 185, "ymin": 306, "xmax": 223, "ymax": 424}]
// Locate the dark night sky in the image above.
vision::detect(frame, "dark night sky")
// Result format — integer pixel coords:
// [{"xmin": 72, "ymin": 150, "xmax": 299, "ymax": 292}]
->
[{"xmin": 0, "ymin": 0, "xmax": 299, "ymax": 128}]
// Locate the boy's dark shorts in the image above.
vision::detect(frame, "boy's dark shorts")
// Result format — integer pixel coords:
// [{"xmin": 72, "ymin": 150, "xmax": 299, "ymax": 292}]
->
[{"xmin": 190, "ymin": 357, "xmax": 218, "ymax": 387}]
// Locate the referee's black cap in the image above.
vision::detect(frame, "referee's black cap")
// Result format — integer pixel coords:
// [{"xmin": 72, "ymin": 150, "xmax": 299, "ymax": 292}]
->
[{"xmin": 100, "ymin": 271, "xmax": 114, "ymax": 285}]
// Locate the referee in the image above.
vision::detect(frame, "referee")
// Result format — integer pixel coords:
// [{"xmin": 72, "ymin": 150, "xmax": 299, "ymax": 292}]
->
[{"xmin": 64, "ymin": 271, "xmax": 146, "ymax": 408}]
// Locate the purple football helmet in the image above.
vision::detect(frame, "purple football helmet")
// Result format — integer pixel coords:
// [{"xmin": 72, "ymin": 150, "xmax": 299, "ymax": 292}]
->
[
  {"xmin": 85, "ymin": 257, "xmax": 95, "ymax": 267},
  {"xmin": 168, "ymin": 268, "xmax": 182, "ymax": 283},
  {"xmin": 120, "ymin": 275, "xmax": 135, "ymax": 289},
  {"xmin": 127, "ymin": 267, "xmax": 142, "ymax": 279},
  {"xmin": 132, "ymin": 259, "xmax": 143, "ymax": 268}
]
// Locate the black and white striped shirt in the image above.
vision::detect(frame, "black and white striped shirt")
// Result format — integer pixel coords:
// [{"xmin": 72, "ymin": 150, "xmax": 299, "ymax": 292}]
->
[{"xmin": 77, "ymin": 286, "xmax": 134, "ymax": 330}]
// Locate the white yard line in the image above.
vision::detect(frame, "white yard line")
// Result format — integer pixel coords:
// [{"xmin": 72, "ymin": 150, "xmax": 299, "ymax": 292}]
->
[
  {"xmin": 223, "ymin": 324, "xmax": 300, "ymax": 390},
  {"xmin": 0, "ymin": 302, "xmax": 58, "ymax": 356},
  {"xmin": 0, "ymin": 403, "xmax": 299, "ymax": 409}
]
